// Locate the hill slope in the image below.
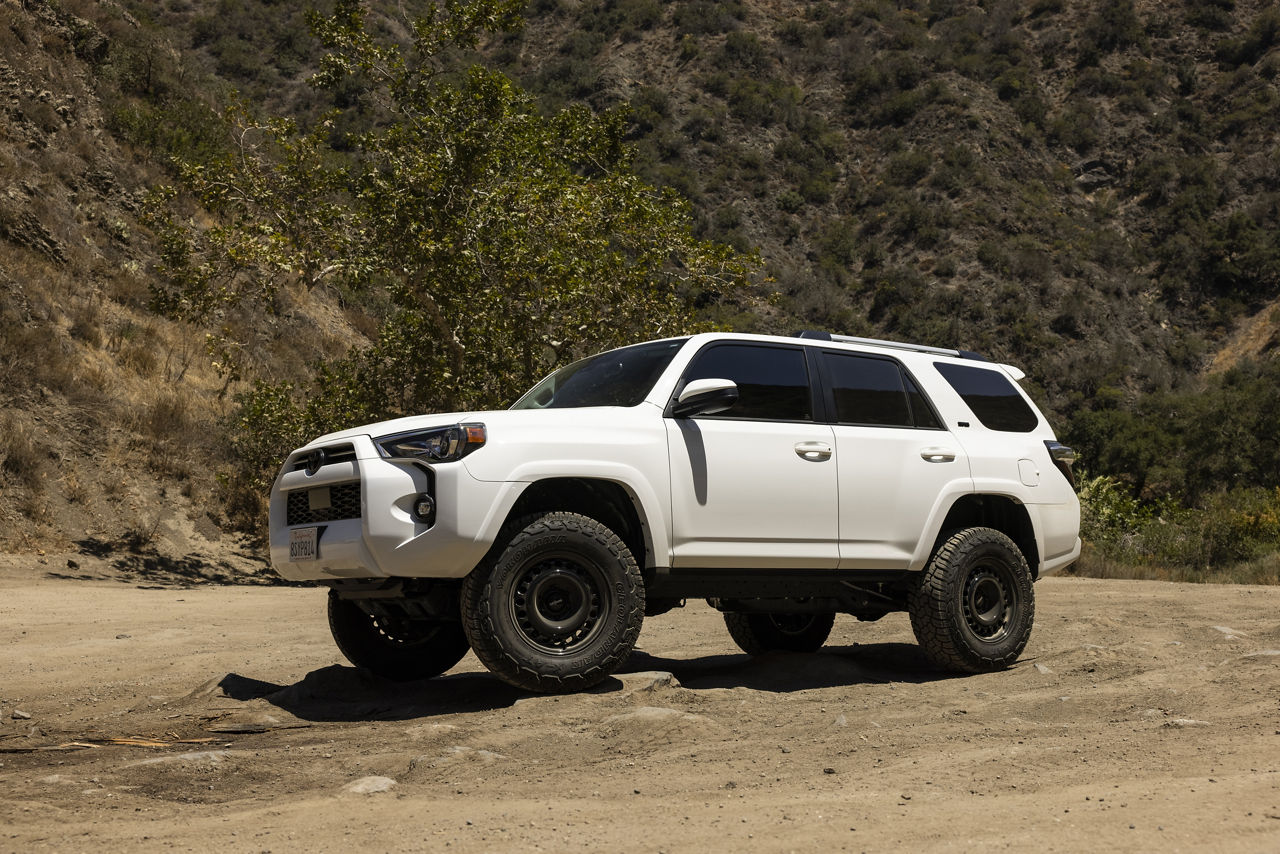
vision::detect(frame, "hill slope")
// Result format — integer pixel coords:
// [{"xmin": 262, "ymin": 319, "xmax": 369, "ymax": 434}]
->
[{"xmin": 1, "ymin": 0, "xmax": 1278, "ymax": 566}]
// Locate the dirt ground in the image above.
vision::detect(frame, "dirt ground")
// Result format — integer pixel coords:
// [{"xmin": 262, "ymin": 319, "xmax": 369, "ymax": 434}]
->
[{"xmin": 1, "ymin": 555, "xmax": 1278, "ymax": 853}]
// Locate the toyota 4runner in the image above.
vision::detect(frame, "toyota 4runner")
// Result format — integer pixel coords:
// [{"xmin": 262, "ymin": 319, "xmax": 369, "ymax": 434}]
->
[{"xmin": 269, "ymin": 331, "xmax": 1080, "ymax": 692}]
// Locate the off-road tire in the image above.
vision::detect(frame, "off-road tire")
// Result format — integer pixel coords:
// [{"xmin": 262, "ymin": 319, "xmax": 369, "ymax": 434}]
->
[
  {"xmin": 908, "ymin": 527, "xmax": 1034, "ymax": 673},
  {"xmin": 724, "ymin": 611, "xmax": 836, "ymax": 655},
  {"xmin": 327, "ymin": 590, "xmax": 470, "ymax": 681},
  {"xmin": 461, "ymin": 512, "xmax": 644, "ymax": 693}
]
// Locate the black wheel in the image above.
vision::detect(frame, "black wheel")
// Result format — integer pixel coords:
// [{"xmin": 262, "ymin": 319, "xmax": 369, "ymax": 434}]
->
[
  {"xmin": 724, "ymin": 611, "xmax": 835, "ymax": 655},
  {"xmin": 461, "ymin": 512, "xmax": 644, "ymax": 693},
  {"xmin": 908, "ymin": 527, "xmax": 1035, "ymax": 673},
  {"xmin": 327, "ymin": 591, "xmax": 470, "ymax": 681}
]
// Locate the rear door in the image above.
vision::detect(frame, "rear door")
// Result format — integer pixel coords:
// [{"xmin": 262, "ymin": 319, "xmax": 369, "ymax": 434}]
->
[
  {"xmin": 819, "ymin": 350, "xmax": 973, "ymax": 569},
  {"xmin": 665, "ymin": 342, "xmax": 839, "ymax": 569}
]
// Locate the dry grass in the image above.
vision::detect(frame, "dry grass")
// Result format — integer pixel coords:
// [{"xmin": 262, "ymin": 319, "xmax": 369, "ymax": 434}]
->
[
  {"xmin": 60, "ymin": 470, "xmax": 90, "ymax": 505},
  {"xmin": 142, "ymin": 391, "xmax": 192, "ymax": 440},
  {"xmin": 1068, "ymin": 544, "xmax": 1280, "ymax": 586},
  {"xmin": 118, "ymin": 334, "xmax": 161, "ymax": 377},
  {"xmin": 0, "ymin": 414, "xmax": 45, "ymax": 491},
  {"xmin": 68, "ymin": 298, "xmax": 104, "ymax": 347}
]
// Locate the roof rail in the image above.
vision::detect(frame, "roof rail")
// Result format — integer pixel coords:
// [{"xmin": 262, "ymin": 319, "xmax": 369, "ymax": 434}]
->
[{"xmin": 794, "ymin": 330, "xmax": 974, "ymax": 359}]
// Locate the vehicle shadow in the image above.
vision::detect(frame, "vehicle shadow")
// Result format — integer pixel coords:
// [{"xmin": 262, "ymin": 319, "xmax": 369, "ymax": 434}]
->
[
  {"xmin": 209, "ymin": 667, "xmax": 525, "ymax": 724},
  {"xmin": 214, "ymin": 641, "xmax": 958, "ymax": 724},
  {"xmin": 620, "ymin": 642, "xmax": 960, "ymax": 692}
]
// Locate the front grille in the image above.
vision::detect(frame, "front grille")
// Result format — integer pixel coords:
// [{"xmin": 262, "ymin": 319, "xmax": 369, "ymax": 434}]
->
[
  {"xmin": 286, "ymin": 482, "xmax": 362, "ymax": 526},
  {"xmin": 292, "ymin": 443, "xmax": 357, "ymax": 472}
]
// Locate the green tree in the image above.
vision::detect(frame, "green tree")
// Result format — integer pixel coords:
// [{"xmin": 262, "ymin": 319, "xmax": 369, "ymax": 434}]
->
[{"xmin": 147, "ymin": 0, "xmax": 754, "ymax": 528}]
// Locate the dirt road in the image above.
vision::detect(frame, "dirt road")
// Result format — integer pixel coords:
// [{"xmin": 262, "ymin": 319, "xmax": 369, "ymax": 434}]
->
[{"xmin": 2, "ymin": 558, "xmax": 1278, "ymax": 852}]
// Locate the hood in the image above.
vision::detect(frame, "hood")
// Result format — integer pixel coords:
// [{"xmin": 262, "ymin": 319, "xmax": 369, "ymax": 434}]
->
[{"xmin": 301, "ymin": 405, "xmax": 660, "ymax": 449}]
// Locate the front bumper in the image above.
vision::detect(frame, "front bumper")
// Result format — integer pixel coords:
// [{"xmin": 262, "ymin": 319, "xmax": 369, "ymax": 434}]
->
[{"xmin": 268, "ymin": 435, "xmax": 511, "ymax": 582}]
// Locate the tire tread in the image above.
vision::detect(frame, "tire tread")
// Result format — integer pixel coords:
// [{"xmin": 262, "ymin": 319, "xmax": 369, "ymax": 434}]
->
[
  {"xmin": 908, "ymin": 527, "xmax": 1034, "ymax": 673},
  {"xmin": 461, "ymin": 512, "xmax": 644, "ymax": 693}
]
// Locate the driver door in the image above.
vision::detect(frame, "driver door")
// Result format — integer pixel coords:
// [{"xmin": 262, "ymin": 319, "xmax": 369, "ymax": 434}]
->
[{"xmin": 665, "ymin": 342, "xmax": 839, "ymax": 569}]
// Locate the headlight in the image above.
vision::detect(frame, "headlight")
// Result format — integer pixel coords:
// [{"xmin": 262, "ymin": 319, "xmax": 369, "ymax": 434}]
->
[{"xmin": 377, "ymin": 423, "xmax": 486, "ymax": 462}]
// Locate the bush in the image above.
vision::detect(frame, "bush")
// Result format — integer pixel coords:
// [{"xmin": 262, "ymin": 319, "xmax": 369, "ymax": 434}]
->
[
  {"xmin": 1214, "ymin": 8, "xmax": 1280, "ymax": 67},
  {"xmin": 1046, "ymin": 100, "xmax": 1100, "ymax": 152},
  {"xmin": 673, "ymin": 1, "xmax": 745, "ymax": 36},
  {"xmin": 884, "ymin": 148, "xmax": 932, "ymax": 186},
  {"xmin": 1079, "ymin": 475, "xmax": 1280, "ymax": 572},
  {"xmin": 719, "ymin": 31, "xmax": 770, "ymax": 71},
  {"xmin": 776, "ymin": 189, "xmax": 804, "ymax": 214},
  {"xmin": 1185, "ymin": 0, "xmax": 1234, "ymax": 32},
  {"xmin": 1080, "ymin": 0, "xmax": 1147, "ymax": 56}
]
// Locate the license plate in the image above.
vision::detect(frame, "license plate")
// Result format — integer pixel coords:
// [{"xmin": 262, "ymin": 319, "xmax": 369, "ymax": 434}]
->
[{"xmin": 290, "ymin": 527, "xmax": 318, "ymax": 561}]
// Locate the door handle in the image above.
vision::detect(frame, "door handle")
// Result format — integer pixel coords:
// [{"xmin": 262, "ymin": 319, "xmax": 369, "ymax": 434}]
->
[
  {"xmin": 920, "ymin": 447, "xmax": 957, "ymax": 463},
  {"xmin": 795, "ymin": 441, "xmax": 833, "ymax": 462}
]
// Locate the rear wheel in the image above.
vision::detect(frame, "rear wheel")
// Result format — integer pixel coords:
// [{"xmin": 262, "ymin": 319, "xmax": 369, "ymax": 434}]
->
[
  {"xmin": 328, "ymin": 591, "xmax": 470, "ymax": 681},
  {"xmin": 461, "ymin": 512, "xmax": 644, "ymax": 693},
  {"xmin": 724, "ymin": 611, "xmax": 835, "ymax": 655},
  {"xmin": 908, "ymin": 527, "xmax": 1034, "ymax": 672}
]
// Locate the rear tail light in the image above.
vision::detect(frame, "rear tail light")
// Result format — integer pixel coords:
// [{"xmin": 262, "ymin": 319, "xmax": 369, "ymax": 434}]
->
[{"xmin": 1045, "ymin": 441, "xmax": 1078, "ymax": 489}]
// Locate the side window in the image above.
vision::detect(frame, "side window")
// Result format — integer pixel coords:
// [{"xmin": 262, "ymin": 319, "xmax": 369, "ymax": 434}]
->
[
  {"xmin": 823, "ymin": 352, "xmax": 943, "ymax": 429},
  {"xmin": 823, "ymin": 353, "xmax": 910, "ymax": 426},
  {"xmin": 904, "ymin": 373, "xmax": 943, "ymax": 429},
  {"xmin": 681, "ymin": 344, "xmax": 812, "ymax": 421},
  {"xmin": 934, "ymin": 362, "xmax": 1038, "ymax": 432}
]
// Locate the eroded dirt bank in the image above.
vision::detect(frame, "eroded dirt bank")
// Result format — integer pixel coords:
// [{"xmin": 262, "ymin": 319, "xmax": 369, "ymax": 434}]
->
[{"xmin": 1, "ymin": 563, "xmax": 1278, "ymax": 853}]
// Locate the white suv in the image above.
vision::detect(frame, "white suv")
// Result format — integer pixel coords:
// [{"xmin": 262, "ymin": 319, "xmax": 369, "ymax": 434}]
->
[{"xmin": 269, "ymin": 332, "xmax": 1080, "ymax": 692}]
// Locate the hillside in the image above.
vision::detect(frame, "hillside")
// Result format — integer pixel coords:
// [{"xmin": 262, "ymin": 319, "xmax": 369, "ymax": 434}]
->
[
  {"xmin": 509, "ymin": 2, "xmax": 1280, "ymax": 383},
  {"xmin": 0, "ymin": 0, "xmax": 356, "ymax": 573},
  {"xmin": 1, "ymin": 0, "xmax": 1279, "ymax": 571}
]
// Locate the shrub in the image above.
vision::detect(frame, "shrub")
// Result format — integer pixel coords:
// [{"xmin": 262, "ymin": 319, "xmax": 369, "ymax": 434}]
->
[
  {"xmin": 1185, "ymin": 0, "xmax": 1234, "ymax": 31},
  {"xmin": 776, "ymin": 189, "xmax": 804, "ymax": 213},
  {"xmin": 560, "ymin": 30, "xmax": 605, "ymax": 60},
  {"xmin": 673, "ymin": 1, "xmax": 745, "ymax": 36},
  {"xmin": 1080, "ymin": 0, "xmax": 1147, "ymax": 57},
  {"xmin": 719, "ymin": 31, "xmax": 770, "ymax": 71},
  {"xmin": 1214, "ymin": 8, "xmax": 1280, "ymax": 67},
  {"xmin": 1046, "ymin": 100, "xmax": 1100, "ymax": 152},
  {"xmin": 1079, "ymin": 476, "xmax": 1280, "ymax": 572},
  {"xmin": 975, "ymin": 240, "xmax": 1009, "ymax": 273},
  {"xmin": 884, "ymin": 148, "xmax": 932, "ymax": 186}
]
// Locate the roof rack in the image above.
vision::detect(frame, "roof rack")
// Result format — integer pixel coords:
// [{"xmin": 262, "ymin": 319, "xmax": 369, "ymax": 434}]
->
[{"xmin": 794, "ymin": 330, "xmax": 990, "ymax": 361}]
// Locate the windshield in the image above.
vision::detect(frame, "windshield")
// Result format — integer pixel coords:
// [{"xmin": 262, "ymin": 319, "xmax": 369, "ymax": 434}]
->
[{"xmin": 510, "ymin": 339, "xmax": 688, "ymax": 410}]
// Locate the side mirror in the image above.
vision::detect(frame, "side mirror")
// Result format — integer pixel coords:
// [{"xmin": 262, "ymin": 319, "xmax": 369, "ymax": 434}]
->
[{"xmin": 672, "ymin": 378, "xmax": 739, "ymax": 418}]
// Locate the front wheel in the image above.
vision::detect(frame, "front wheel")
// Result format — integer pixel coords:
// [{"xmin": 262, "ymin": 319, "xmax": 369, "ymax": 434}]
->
[
  {"xmin": 327, "ymin": 591, "xmax": 470, "ymax": 681},
  {"xmin": 461, "ymin": 512, "xmax": 644, "ymax": 693},
  {"xmin": 724, "ymin": 611, "xmax": 835, "ymax": 655},
  {"xmin": 908, "ymin": 527, "xmax": 1035, "ymax": 673}
]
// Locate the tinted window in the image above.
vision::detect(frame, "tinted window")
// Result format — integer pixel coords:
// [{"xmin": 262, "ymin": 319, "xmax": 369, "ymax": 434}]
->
[
  {"xmin": 934, "ymin": 362, "xmax": 1038, "ymax": 432},
  {"xmin": 511, "ymin": 339, "xmax": 687, "ymax": 409},
  {"xmin": 824, "ymin": 353, "xmax": 911, "ymax": 426},
  {"xmin": 904, "ymin": 373, "xmax": 943, "ymax": 429},
  {"xmin": 824, "ymin": 353, "xmax": 944, "ymax": 429},
  {"xmin": 682, "ymin": 344, "xmax": 812, "ymax": 421}
]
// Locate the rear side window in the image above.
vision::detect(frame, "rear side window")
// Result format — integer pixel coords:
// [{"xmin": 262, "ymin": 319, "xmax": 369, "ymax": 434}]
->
[
  {"xmin": 682, "ymin": 343, "xmax": 812, "ymax": 421},
  {"xmin": 934, "ymin": 362, "xmax": 1038, "ymax": 432},
  {"xmin": 823, "ymin": 352, "xmax": 942, "ymax": 429}
]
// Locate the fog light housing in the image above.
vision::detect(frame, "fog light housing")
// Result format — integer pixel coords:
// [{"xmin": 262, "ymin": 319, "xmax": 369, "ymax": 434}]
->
[{"xmin": 412, "ymin": 493, "xmax": 436, "ymax": 525}]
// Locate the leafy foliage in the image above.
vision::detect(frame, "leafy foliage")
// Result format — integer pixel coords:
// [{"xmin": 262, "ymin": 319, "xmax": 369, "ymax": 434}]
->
[
  {"xmin": 1079, "ymin": 475, "xmax": 1280, "ymax": 572},
  {"xmin": 148, "ymin": 0, "xmax": 754, "ymax": 527},
  {"xmin": 1067, "ymin": 360, "xmax": 1280, "ymax": 504}
]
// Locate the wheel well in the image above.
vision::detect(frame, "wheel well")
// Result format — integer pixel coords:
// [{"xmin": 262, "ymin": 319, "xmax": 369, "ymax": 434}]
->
[
  {"xmin": 506, "ymin": 478, "xmax": 650, "ymax": 569},
  {"xmin": 934, "ymin": 495, "xmax": 1040, "ymax": 578}
]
